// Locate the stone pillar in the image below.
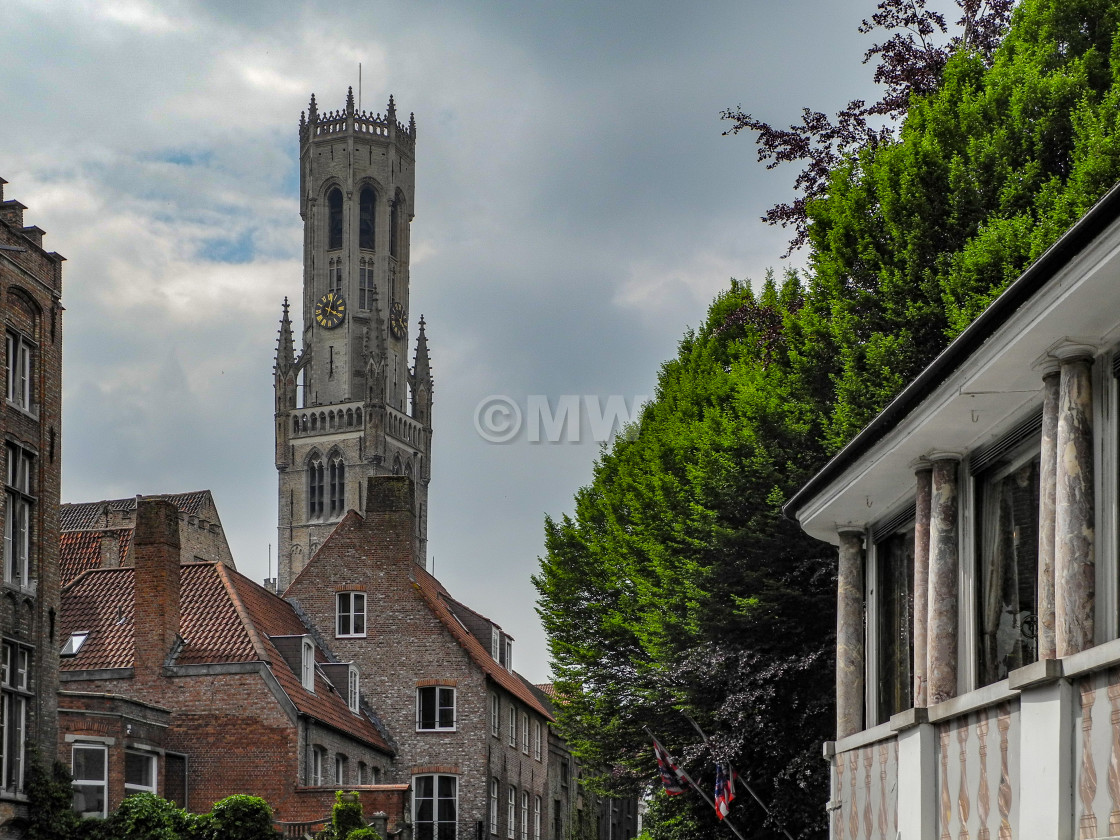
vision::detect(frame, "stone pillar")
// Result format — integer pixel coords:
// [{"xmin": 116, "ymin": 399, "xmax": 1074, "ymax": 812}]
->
[
  {"xmin": 913, "ymin": 462, "xmax": 932, "ymax": 707},
  {"xmin": 927, "ymin": 455, "xmax": 960, "ymax": 704},
  {"xmin": 1054, "ymin": 348, "xmax": 1095, "ymax": 657},
  {"xmin": 1037, "ymin": 366, "xmax": 1060, "ymax": 660},
  {"xmin": 837, "ymin": 528, "xmax": 865, "ymax": 739}
]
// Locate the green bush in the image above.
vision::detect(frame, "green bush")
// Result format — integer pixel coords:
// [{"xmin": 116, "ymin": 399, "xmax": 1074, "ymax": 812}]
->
[
  {"xmin": 206, "ymin": 794, "xmax": 277, "ymax": 840},
  {"xmin": 24, "ymin": 758, "xmax": 80, "ymax": 840},
  {"xmin": 346, "ymin": 828, "xmax": 382, "ymax": 840},
  {"xmin": 331, "ymin": 791, "xmax": 363, "ymax": 838},
  {"xmin": 106, "ymin": 792, "xmax": 188, "ymax": 840}
]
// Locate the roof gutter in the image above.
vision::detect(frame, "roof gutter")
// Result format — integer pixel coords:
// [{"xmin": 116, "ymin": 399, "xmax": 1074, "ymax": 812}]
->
[{"xmin": 784, "ymin": 179, "xmax": 1120, "ymax": 523}]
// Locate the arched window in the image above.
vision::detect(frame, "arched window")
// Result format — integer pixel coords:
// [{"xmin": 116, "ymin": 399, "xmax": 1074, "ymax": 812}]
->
[
  {"xmin": 327, "ymin": 188, "xmax": 343, "ymax": 250},
  {"xmin": 405, "ymin": 460, "xmax": 414, "ymax": 480},
  {"xmin": 308, "ymin": 455, "xmax": 324, "ymax": 518},
  {"xmin": 346, "ymin": 408, "xmax": 354, "ymax": 427},
  {"xmin": 292, "ymin": 417, "xmax": 299, "ymax": 434},
  {"xmin": 310, "ymin": 414, "xmax": 318, "ymax": 431},
  {"xmin": 389, "ymin": 200, "xmax": 400, "ymax": 258},
  {"xmin": 392, "ymin": 455, "xmax": 403, "ymax": 476},
  {"xmin": 329, "ymin": 453, "xmax": 345, "ymax": 517},
  {"xmin": 355, "ymin": 408, "xmax": 363, "ymax": 425},
  {"xmin": 359, "ymin": 187, "xmax": 376, "ymax": 250}
]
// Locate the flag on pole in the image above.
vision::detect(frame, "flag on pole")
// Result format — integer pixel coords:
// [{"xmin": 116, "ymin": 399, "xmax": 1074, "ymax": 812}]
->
[
  {"xmin": 714, "ymin": 763, "xmax": 736, "ymax": 819},
  {"xmin": 651, "ymin": 737, "xmax": 689, "ymax": 795}
]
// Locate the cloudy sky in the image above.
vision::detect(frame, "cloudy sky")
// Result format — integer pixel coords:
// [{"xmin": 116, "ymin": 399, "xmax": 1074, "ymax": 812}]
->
[{"xmin": 1, "ymin": 0, "xmax": 887, "ymax": 683}]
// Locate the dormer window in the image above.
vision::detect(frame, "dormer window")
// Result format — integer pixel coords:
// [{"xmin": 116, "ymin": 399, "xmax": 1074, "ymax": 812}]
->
[
  {"xmin": 503, "ymin": 638, "xmax": 512, "ymax": 673},
  {"xmin": 301, "ymin": 638, "xmax": 315, "ymax": 692},
  {"xmin": 348, "ymin": 665, "xmax": 360, "ymax": 713}
]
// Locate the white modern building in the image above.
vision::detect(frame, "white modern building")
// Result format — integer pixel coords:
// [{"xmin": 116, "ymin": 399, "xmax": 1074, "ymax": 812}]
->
[{"xmin": 786, "ymin": 182, "xmax": 1120, "ymax": 840}]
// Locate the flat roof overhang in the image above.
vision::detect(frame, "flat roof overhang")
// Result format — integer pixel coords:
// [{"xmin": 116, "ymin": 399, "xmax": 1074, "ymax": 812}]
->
[{"xmin": 786, "ymin": 182, "xmax": 1120, "ymax": 545}]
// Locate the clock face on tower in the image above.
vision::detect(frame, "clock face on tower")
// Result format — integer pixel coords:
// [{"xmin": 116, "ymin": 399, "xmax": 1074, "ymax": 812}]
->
[
  {"xmin": 314, "ymin": 292, "xmax": 346, "ymax": 329},
  {"xmin": 389, "ymin": 301, "xmax": 407, "ymax": 339}
]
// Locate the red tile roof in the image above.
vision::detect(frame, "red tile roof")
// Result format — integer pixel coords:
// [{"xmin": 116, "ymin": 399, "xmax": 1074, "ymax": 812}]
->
[
  {"xmin": 60, "ymin": 529, "xmax": 131, "ymax": 587},
  {"xmin": 410, "ymin": 566, "xmax": 553, "ymax": 721},
  {"xmin": 60, "ymin": 562, "xmax": 391, "ymax": 753}
]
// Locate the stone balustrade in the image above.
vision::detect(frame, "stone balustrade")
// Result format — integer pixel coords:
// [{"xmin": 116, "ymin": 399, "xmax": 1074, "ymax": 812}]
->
[{"xmin": 290, "ymin": 402, "xmax": 365, "ymax": 438}]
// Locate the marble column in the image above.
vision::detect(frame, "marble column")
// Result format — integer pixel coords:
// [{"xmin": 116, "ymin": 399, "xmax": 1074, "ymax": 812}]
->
[
  {"xmin": 1037, "ymin": 367, "xmax": 1060, "ymax": 660},
  {"xmin": 913, "ymin": 462, "xmax": 932, "ymax": 707},
  {"xmin": 927, "ymin": 455, "xmax": 960, "ymax": 704},
  {"xmin": 837, "ymin": 528, "xmax": 865, "ymax": 739},
  {"xmin": 1054, "ymin": 348, "xmax": 1095, "ymax": 657}
]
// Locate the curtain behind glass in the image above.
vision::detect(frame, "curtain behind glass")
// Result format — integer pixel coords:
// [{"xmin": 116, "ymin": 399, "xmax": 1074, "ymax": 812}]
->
[{"xmin": 978, "ymin": 453, "xmax": 1040, "ymax": 686}]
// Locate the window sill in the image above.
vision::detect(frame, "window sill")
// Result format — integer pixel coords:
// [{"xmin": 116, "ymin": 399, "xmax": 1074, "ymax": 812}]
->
[
  {"xmin": 2, "ymin": 579, "xmax": 36, "ymax": 598},
  {"xmin": 0, "ymin": 789, "xmax": 28, "ymax": 802},
  {"xmin": 336, "ymin": 634, "xmax": 367, "ymax": 640},
  {"xmin": 416, "ymin": 728, "xmax": 458, "ymax": 734},
  {"xmin": 4, "ymin": 401, "xmax": 38, "ymax": 421}
]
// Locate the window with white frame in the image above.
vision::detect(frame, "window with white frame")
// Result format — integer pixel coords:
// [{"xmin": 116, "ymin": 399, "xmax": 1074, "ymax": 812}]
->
[
  {"xmin": 490, "ymin": 693, "xmax": 500, "ymax": 737},
  {"xmin": 358, "ymin": 761, "xmax": 368, "ymax": 785},
  {"xmin": 417, "ymin": 686, "xmax": 455, "ymax": 731},
  {"xmin": 335, "ymin": 753, "xmax": 346, "ymax": 785},
  {"xmin": 532, "ymin": 719, "xmax": 541, "ymax": 761},
  {"xmin": 508, "ymin": 706, "xmax": 517, "ymax": 747},
  {"xmin": 490, "ymin": 777, "xmax": 499, "ymax": 835},
  {"xmin": 4, "ymin": 443, "xmax": 33, "ymax": 587},
  {"xmin": 310, "ymin": 745, "xmax": 325, "ymax": 786},
  {"xmin": 491, "ymin": 627, "xmax": 500, "ymax": 660},
  {"xmin": 5, "ymin": 332, "xmax": 32, "ymax": 412},
  {"xmin": 414, "ymin": 773, "xmax": 456, "ymax": 840},
  {"xmin": 521, "ymin": 712, "xmax": 529, "ymax": 754},
  {"xmin": 504, "ymin": 638, "xmax": 512, "ymax": 672},
  {"xmin": 976, "ymin": 442, "xmax": 1041, "ymax": 686},
  {"xmin": 124, "ymin": 751, "xmax": 157, "ymax": 796},
  {"xmin": 533, "ymin": 796, "xmax": 541, "ymax": 840},
  {"xmin": 1, "ymin": 641, "xmax": 28, "ymax": 792},
  {"xmin": 337, "ymin": 591, "xmax": 366, "ymax": 638},
  {"xmin": 301, "ymin": 638, "xmax": 315, "ymax": 691},
  {"xmin": 521, "ymin": 790, "xmax": 529, "ymax": 840},
  {"xmin": 507, "ymin": 787, "xmax": 516, "ymax": 839},
  {"xmin": 348, "ymin": 665, "xmax": 360, "ymax": 713},
  {"xmin": 71, "ymin": 743, "xmax": 107, "ymax": 817}
]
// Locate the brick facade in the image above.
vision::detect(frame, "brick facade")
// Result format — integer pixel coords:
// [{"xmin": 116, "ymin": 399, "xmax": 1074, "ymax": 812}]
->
[
  {"xmin": 0, "ymin": 177, "xmax": 63, "ymax": 837},
  {"xmin": 285, "ymin": 476, "xmax": 552, "ymax": 839}
]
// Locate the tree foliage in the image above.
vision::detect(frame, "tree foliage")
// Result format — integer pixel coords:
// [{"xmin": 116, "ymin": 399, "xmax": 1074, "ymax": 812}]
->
[{"xmin": 539, "ymin": 1, "xmax": 1120, "ymax": 837}]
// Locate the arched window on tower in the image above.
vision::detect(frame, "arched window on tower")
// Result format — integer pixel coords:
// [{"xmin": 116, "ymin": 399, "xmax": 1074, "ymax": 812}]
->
[
  {"xmin": 327, "ymin": 188, "xmax": 343, "ymax": 250},
  {"xmin": 392, "ymin": 455, "xmax": 403, "ymax": 476},
  {"xmin": 359, "ymin": 187, "xmax": 376, "ymax": 251},
  {"xmin": 308, "ymin": 455, "xmax": 324, "ymax": 518},
  {"xmin": 389, "ymin": 199, "xmax": 400, "ymax": 258},
  {"xmin": 329, "ymin": 453, "xmax": 345, "ymax": 517}
]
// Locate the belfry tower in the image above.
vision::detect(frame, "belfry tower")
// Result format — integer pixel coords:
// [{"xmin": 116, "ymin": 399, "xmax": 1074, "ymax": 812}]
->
[{"xmin": 274, "ymin": 89, "xmax": 432, "ymax": 591}]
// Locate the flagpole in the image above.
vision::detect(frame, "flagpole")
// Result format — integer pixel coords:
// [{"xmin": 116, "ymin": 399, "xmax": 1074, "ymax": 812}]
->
[
  {"xmin": 681, "ymin": 713, "xmax": 797, "ymax": 840},
  {"xmin": 643, "ymin": 727, "xmax": 749, "ymax": 840}
]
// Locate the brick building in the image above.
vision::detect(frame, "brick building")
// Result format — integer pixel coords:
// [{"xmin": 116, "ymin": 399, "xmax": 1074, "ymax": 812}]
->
[
  {"xmin": 0, "ymin": 178, "xmax": 64, "ymax": 834},
  {"xmin": 59, "ymin": 490, "xmax": 236, "ymax": 585},
  {"xmin": 285, "ymin": 475, "xmax": 554, "ymax": 840},
  {"xmin": 58, "ymin": 497, "xmax": 407, "ymax": 828}
]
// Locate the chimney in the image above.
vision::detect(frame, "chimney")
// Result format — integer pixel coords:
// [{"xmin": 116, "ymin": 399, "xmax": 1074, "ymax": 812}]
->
[
  {"xmin": 364, "ymin": 476, "xmax": 419, "ymax": 564},
  {"xmin": 132, "ymin": 497, "xmax": 181, "ymax": 681}
]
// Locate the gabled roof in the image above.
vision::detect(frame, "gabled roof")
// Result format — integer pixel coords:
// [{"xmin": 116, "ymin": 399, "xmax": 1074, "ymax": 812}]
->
[
  {"xmin": 410, "ymin": 565, "xmax": 552, "ymax": 721},
  {"xmin": 60, "ymin": 562, "xmax": 392, "ymax": 754},
  {"xmin": 61, "ymin": 491, "xmax": 212, "ymax": 531}
]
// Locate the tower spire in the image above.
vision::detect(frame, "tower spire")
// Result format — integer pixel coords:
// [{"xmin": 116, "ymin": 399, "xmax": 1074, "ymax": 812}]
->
[
  {"xmin": 412, "ymin": 315, "xmax": 431, "ymax": 384},
  {"xmin": 275, "ymin": 297, "xmax": 296, "ymax": 373}
]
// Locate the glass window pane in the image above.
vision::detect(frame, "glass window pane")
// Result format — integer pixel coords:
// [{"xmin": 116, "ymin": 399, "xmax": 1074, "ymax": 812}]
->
[
  {"xmin": 125, "ymin": 752, "xmax": 154, "ymax": 788},
  {"xmin": 73, "ymin": 783, "xmax": 105, "ymax": 817},
  {"xmin": 72, "ymin": 746, "xmax": 105, "ymax": 781},
  {"xmin": 876, "ymin": 527, "xmax": 914, "ymax": 724}
]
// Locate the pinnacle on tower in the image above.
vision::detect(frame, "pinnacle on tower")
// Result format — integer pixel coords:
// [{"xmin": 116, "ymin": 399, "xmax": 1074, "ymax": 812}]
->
[
  {"xmin": 275, "ymin": 297, "xmax": 296, "ymax": 373},
  {"xmin": 308, "ymin": 93, "xmax": 318, "ymax": 123},
  {"xmin": 387, "ymin": 94, "xmax": 397, "ymax": 122},
  {"xmin": 412, "ymin": 315, "xmax": 432, "ymax": 385},
  {"xmin": 409, "ymin": 112, "xmax": 417, "ymax": 138},
  {"xmin": 346, "ymin": 86, "xmax": 355, "ymax": 114}
]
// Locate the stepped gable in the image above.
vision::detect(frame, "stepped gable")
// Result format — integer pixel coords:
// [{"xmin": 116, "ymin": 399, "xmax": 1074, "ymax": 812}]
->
[
  {"xmin": 410, "ymin": 564, "xmax": 553, "ymax": 721},
  {"xmin": 60, "ymin": 561, "xmax": 391, "ymax": 752}
]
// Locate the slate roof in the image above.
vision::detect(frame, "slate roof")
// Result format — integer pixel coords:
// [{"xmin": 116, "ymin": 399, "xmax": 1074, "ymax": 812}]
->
[
  {"xmin": 60, "ymin": 562, "xmax": 391, "ymax": 753},
  {"xmin": 60, "ymin": 491, "xmax": 212, "ymax": 532},
  {"xmin": 410, "ymin": 565, "xmax": 553, "ymax": 721}
]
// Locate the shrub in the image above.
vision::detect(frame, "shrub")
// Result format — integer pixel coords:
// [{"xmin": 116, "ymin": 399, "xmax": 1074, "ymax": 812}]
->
[
  {"xmin": 206, "ymin": 794, "xmax": 277, "ymax": 840},
  {"xmin": 346, "ymin": 829, "xmax": 382, "ymax": 840},
  {"xmin": 106, "ymin": 792, "xmax": 188, "ymax": 840},
  {"xmin": 24, "ymin": 758, "xmax": 80, "ymax": 840},
  {"xmin": 331, "ymin": 792, "xmax": 363, "ymax": 838}
]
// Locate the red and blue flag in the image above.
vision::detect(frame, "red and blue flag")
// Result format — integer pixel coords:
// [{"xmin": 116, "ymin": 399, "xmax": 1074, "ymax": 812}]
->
[
  {"xmin": 714, "ymin": 763, "xmax": 736, "ymax": 819},
  {"xmin": 651, "ymin": 737, "xmax": 689, "ymax": 796}
]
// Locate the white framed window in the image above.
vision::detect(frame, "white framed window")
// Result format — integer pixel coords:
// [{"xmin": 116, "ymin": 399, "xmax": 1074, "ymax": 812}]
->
[
  {"xmin": 520, "ymin": 791, "xmax": 528, "ymax": 840},
  {"xmin": 521, "ymin": 712, "xmax": 529, "ymax": 754},
  {"xmin": 335, "ymin": 753, "xmax": 346, "ymax": 785},
  {"xmin": 5, "ymin": 332, "xmax": 32, "ymax": 412},
  {"xmin": 532, "ymin": 719, "xmax": 541, "ymax": 761},
  {"xmin": 310, "ymin": 745, "xmax": 325, "ymax": 786},
  {"xmin": 1, "ymin": 641, "xmax": 28, "ymax": 793},
  {"xmin": 417, "ymin": 686, "xmax": 456, "ymax": 731},
  {"xmin": 490, "ymin": 693, "xmax": 500, "ymax": 737},
  {"xmin": 503, "ymin": 638, "xmax": 512, "ymax": 672},
  {"xmin": 337, "ymin": 591, "xmax": 366, "ymax": 638},
  {"xmin": 301, "ymin": 638, "xmax": 315, "ymax": 691},
  {"xmin": 490, "ymin": 777, "xmax": 499, "ymax": 835},
  {"xmin": 507, "ymin": 787, "xmax": 516, "ymax": 839},
  {"xmin": 358, "ymin": 761, "xmax": 368, "ymax": 785},
  {"xmin": 348, "ymin": 665, "xmax": 360, "ymax": 713},
  {"xmin": 414, "ymin": 773, "xmax": 456, "ymax": 840},
  {"xmin": 61, "ymin": 631, "xmax": 88, "ymax": 657},
  {"xmin": 491, "ymin": 627, "xmax": 500, "ymax": 660},
  {"xmin": 124, "ymin": 750, "xmax": 157, "ymax": 796},
  {"xmin": 71, "ymin": 743, "xmax": 107, "ymax": 818},
  {"xmin": 4, "ymin": 443, "xmax": 33, "ymax": 587},
  {"xmin": 508, "ymin": 706, "xmax": 517, "ymax": 747},
  {"xmin": 533, "ymin": 796, "xmax": 540, "ymax": 840}
]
